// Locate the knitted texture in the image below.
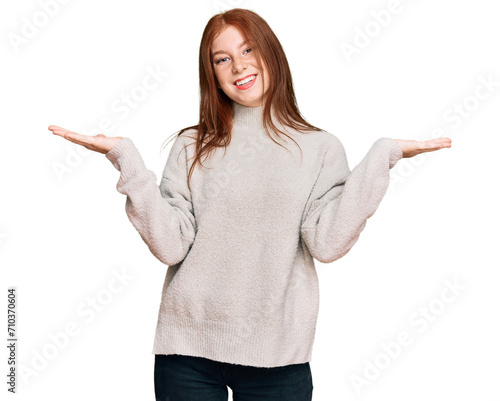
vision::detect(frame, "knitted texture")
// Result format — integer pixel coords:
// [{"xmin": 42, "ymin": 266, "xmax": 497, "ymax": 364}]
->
[{"xmin": 105, "ymin": 101, "xmax": 403, "ymax": 368}]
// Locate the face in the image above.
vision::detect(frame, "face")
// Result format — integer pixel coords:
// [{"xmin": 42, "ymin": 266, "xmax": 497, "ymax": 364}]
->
[{"xmin": 211, "ymin": 25, "xmax": 270, "ymax": 108}]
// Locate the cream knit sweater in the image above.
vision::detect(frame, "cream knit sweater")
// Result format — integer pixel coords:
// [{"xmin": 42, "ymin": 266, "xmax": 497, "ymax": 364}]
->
[{"xmin": 105, "ymin": 101, "xmax": 403, "ymax": 368}]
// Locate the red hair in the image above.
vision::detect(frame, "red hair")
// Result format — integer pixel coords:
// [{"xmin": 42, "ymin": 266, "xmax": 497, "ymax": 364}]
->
[{"xmin": 162, "ymin": 8, "xmax": 323, "ymax": 189}]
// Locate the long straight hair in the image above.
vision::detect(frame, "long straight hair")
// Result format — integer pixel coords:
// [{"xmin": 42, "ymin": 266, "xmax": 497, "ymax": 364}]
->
[{"xmin": 162, "ymin": 8, "xmax": 323, "ymax": 190}]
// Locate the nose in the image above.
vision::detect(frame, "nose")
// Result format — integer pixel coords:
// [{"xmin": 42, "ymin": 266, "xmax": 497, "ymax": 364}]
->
[{"xmin": 232, "ymin": 55, "xmax": 247, "ymax": 74}]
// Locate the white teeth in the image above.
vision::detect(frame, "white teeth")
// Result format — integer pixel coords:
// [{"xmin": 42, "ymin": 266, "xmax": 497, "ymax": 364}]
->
[{"xmin": 235, "ymin": 75, "xmax": 256, "ymax": 86}]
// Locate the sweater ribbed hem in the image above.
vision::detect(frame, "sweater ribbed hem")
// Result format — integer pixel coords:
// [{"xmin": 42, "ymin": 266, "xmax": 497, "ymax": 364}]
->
[{"xmin": 151, "ymin": 312, "xmax": 316, "ymax": 368}]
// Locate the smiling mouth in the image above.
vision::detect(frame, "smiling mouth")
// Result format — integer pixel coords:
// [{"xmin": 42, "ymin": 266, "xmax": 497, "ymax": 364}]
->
[{"xmin": 234, "ymin": 74, "xmax": 257, "ymax": 86}]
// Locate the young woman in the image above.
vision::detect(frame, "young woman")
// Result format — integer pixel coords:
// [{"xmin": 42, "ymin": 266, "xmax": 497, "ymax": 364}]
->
[{"xmin": 49, "ymin": 8, "xmax": 451, "ymax": 401}]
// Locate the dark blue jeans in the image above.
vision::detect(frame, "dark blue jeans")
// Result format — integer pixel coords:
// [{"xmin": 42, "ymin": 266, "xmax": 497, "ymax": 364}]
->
[{"xmin": 154, "ymin": 353, "xmax": 313, "ymax": 401}]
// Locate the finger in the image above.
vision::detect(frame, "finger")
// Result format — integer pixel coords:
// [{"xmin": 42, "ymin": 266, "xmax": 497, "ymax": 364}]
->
[
  {"xmin": 417, "ymin": 139, "xmax": 451, "ymax": 154},
  {"xmin": 48, "ymin": 125, "xmax": 71, "ymax": 135},
  {"xmin": 62, "ymin": 130, "xmax": 85, "ymax": 141},
  {"xmin": 48, "ymin": 125, "xmax": 67, "ymax": 131},
  {"xmin": 63, "ymin": 135, "xmax": 101, "ymax": 152},
  {"xmin": 53, "ymin": 129, "xmax": 96, "ymax": 149},
  {"xmin": 437, "ymin": 137, "xmax": 452, "ymax": 147},
  {"xmin": 48, "ymin": 126, "xmax": 70, "ymax": 136},
  {"xmin": 427, "ymin": 138, "xmax": 449, "ymax": 144},
  {"xmin": 426, "ymin": 138, "xmax": 452, "ymax": 149},
  {"xmin": 48, "ymin": 125, "xmax": 70, "ymax": 129},
  {"xmin": 51, "ymin": 127, "xmax": 84, "ymax": 141},
  {"xmin": 51, "ymin": 128, "xmax": 79, "ymax": 140},
  {"xmin": 48, "ymin": 125, "xmax": 79, "ymax": 139},
  {"xmin": 62, "ymin": 136, "xmax": 91, "ymax": 148}
]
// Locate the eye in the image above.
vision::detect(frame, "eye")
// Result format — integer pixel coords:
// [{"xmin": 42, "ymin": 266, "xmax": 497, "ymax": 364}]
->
[
  {"xmin": 215, "ymin": 57, "xmax": 229, "ymax": 65},
  {"xmin": 214, "ymin": 48, "xmax": 252, "ymax": 65}
]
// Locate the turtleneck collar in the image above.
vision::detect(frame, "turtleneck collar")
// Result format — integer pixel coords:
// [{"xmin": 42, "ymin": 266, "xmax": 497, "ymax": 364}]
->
[{"xmin": 232, "ymin": 101, "xmax": 266, "ymax": 130}]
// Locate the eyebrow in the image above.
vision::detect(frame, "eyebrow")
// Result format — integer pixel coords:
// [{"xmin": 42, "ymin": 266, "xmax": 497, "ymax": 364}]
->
[{"xmin": 212, "ymin": 40, "xmax": 247, "ymax": 57}]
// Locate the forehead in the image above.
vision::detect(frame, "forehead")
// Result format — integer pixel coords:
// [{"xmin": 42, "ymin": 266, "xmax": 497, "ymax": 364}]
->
[{"xmin": 211, "ymin": 25, "xmax": 246, "ymax": 52}]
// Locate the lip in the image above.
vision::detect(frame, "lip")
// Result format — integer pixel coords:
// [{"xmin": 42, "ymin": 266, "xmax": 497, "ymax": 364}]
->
[
  {"xmin": 234, "ymin": 74, "xmax": 256, "ymax": 85},
  {"xmin": 234, "ymin": 74, "xmax": 257, "ymax": 90}
]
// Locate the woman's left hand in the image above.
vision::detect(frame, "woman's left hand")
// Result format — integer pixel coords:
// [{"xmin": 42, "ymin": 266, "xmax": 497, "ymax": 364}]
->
[{"xmin": 394, "ymin": 137, "xmax": 452, "ymax": 158}]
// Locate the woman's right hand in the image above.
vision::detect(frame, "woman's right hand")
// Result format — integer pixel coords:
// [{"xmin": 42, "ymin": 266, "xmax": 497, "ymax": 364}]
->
[{"xmin": 48, "ymin": 125, "xmax": 123, "ymax": 154}]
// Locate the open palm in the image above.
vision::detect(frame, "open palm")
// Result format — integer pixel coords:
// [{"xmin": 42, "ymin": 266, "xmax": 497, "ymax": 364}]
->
[
  {"xmin": 394, "ymin": 137, "xmax": 452, "ymax": 158},
  {"xmin": 48, "ymin": 125, "xmax": 123, "ymax": 154}
]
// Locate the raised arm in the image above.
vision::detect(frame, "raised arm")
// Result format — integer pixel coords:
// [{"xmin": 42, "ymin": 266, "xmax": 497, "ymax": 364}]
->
[
  {"xmin": 300, "ymin": 136, "xmax": 402, "ymax": 263},
  {"xmin": 105, "ymin": 135, "xmax": 197, "ymax": 265},
  {"xmin": 49, "ymin": 124, "xmax": 196, "ymax": 265}
]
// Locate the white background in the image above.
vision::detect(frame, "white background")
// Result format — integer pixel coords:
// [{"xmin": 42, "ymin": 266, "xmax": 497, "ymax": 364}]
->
[{"xmin": 1, "ymin": 0, "xmax": 499, "ymax": 400}]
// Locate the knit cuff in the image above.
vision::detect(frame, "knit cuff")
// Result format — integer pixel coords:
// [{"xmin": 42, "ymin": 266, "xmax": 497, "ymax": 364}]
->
[
  {"xmin": 105, "ymin": 137, "xmax": 147, "ymax": 179},
  {"xmin": 378, "ymin": 137, "xmax": 403, "ymax": 169}
]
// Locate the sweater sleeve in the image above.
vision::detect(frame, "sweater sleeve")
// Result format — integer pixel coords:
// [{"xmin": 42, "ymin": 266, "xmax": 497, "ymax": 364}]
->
[
  {"xmin": 105, "ymin": 135, "xmax": 197, "ymax": 265},
  {"xmin": 300, "ymin": 136, "xmax": 403, "ymax": 263}
]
